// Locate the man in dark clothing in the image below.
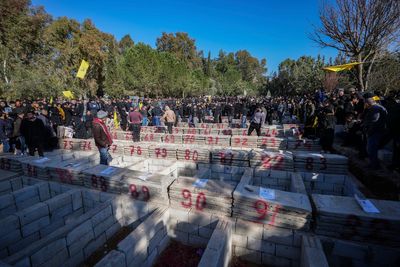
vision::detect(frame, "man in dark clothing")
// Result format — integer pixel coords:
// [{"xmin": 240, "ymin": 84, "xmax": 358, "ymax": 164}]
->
[
  {"xmin": 92, "ymin": 110, "xmax": 113, "ymax": 165},
  {"xmin": 129, "ymin": 107, "xmax": 143, "ymax": 142},
  {"xmin": 20, "ymin": 110, "xmax": 46, "ymax": 156},
  {"xmin": 318, "ymin": 100, "xmax": 336, "ymax": 153},
  {"xmin": 362, "ymin": 93, "xmax": 388, "ymax": 169}
]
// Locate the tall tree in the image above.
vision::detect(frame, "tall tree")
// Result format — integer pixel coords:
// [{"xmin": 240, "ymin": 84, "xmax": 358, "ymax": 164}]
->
[
  {"xmin": 119, "ymin": 34, "xmax": 134, "ymax": 53},
  {"xmin": 311, "ymin": 0, "xmax": 400, "ymax": 91}
]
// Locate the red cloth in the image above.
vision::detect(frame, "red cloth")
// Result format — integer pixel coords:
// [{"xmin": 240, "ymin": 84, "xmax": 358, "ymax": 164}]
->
[{"xmin": 93, "ymin": 118, "xmax": 112, "ymax": 144}]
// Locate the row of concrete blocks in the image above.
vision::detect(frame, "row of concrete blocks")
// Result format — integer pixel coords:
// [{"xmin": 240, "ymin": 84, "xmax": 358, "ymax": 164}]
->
[
  {"xmin": 94, "ymin": 205, "xmax": 329, "ymax": 267},
  {"xmin": 0, "ymin": 177, "xmax": 167, "ymax": 267}
]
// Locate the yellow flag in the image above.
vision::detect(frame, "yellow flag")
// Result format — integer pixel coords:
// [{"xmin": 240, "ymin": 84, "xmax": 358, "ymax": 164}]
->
[
  {"xmin": 312, "ymin": 116, "xmax": 318, "ymax": 128},
  {"xmin": 323, "ymin": 62, "xmax": 362, "ymax": 72},
  {"xmin": 49, "ymin": 96, "xmax": 53, "ymax": 104},
  {"xmin": 62, "ymin": 91, "xmax": 74, "ymax": 99},
  {"xmin": 113, "ymin": 111, "xmax": 119, "ymax": 129},
  {"xmin": 76, "ymin": 60, "xmax": 89, "ymax": 79}
]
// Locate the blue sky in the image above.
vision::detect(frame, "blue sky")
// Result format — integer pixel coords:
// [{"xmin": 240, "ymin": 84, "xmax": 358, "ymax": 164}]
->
[{"xmin": 32, "ymin": 0, "xmax": 337, "ymax": 73}]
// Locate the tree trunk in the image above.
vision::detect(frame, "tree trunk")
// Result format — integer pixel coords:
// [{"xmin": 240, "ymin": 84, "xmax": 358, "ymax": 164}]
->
[
  {"xmin": 3, "ymin": 60, "xmax": 9, "ymax": 84},
  {"xmin": 364, "ymin": 53, "xmax": 377, "ymax": 91}
]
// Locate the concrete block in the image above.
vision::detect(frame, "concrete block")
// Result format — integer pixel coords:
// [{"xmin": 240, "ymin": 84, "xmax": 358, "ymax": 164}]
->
[
  {"xmin": 63, "ymin": 250, "xmax": 84, "ymax": 267},
  {"xmin": 188, "ymin": 211, "xmax": 212, "ymax": 226},
  {"xmin": 235, "ymin": 219, "xmax": 263, "ymax": 239},
  {"xmin": 176, "ymin": 221, "xmax": 198, "ymax": 234},
  {"xmin": 46, "ymin": 193, "xmax": 71, "ymax": 213},
  {"xmin": 262, "ymin": 253, "xmax": 291, "ymax": 267},
  {"xmin": 16, "ymin": 196, "xmax": 40, "ymax": 210},
  {"xmin": 66, "ymin": 220, "xmax": 93, "ymax": 245},
  {"xmin": 169, "ymin": 208, "xmax": 189, "ymax": 221},
  {"xmin": 16, "ymin": 202, "xmax": 49, "ymax": 226},
  {"xmin": 0, "ymin": 215, "xmax": 20, "ymax": 235},
  {"xmin": 207, "ymin": 231, "xmax": 226, "ymax": 251},
  {"xmin": 99, "ymin": 192, "xmax": 114, "ymax": 202},
  {"xmin": 64, "ymin": 208, "xmax": 84, "ymax": 224},
  {"xmin": 126, "ymin": 251, "xmax": 146, "ymax": 267},
  {"xmin": 40, "ymin": 219, "xmax": 65, "ymax": 237},
  {"xmin": 83, "ymin": 190, "xmax": 101, "ymax": 202},
  {"xmin": 11, "ymin": 178, "xmax": 23, "ymax": 191},
  {"xmin": 198, "ymin": 249, "xmax": 219, "ymax": 267},
  {"xmin": 234, "ymin": 246, "xmax": 262, "ymax": 264},
  {"xmin": 39, "ymin": 248, "xmax": 69, "ymax": 267},
  {"xmin": 51, "ymin": 203, "xmax": 73, "ymax": 219},
  {"xmin": 69, "ymin": 190, "xmax": 83, "ymax": 211},
  {"xmin": 188, "ymin": 234, "xmax": 209, "ymax": 247},
  {"xmin": 22, "ymin": 216, "xmax": 50, "ymax": 237},
  {"xmin": 13, "ymin": 257, "xmax": 31, "ymax": 267},
  {"xmin": 105, "ymin": 221, "xmax": 122, "ymax": 240},
  {"xmin": 261, "ymin": 240, "xmax": 276, "ymax": 255},
  {"xmin": 0, "ymin": 193, "xmax": 12, "ymax": 208},
  {"xmin": 31, "ymin": 238, "xmax": 66, "ymax": 266},
  {"xmin": 94, "ymin": 250, "xmax": 126, "ymax": 267},
  {"xmin": 8, "ymin": 232, "xmax": 40, "ymax": 254},
  {"xmin": 332, "ymin": 240, "xmax": 367, "ymax": 260},
  {"xmin": 13, "ymin": 186, "xmax": 38, "ymax": 202},
  {"xmin": 49, "ymin": 182, "xmax": 61, "ymax": 196},
  {"xmin": 199, "ymin": 226, "xmax": 214, "ymax": 239},
  {"xmin": 68, "ymin": 229, "xmax": 95, "ymax": 257},
  {"xmin": 263, "ymin": 225, "xmax": 293, "ymax": 246},
  {"xmin": 170, "ymin": 230, "xmax": 189, "ymax": 244},
  {"xmin": 36, "ymin": 183, "xmax": 50, "ymax": 201},
  {"xmin": 143, "ymin": 247, "xmax": 158, "ymax": 267},
  {"xmin": 84, "ymin": 233, "xmax": 106, "ymax": 258},
  {"xmin": 232, "ymin": 234, "xmax": 247, "ymax": 247},
  {"xmin": 276, "ymin": 244, "xmax": 301, "ymax": 260},
  {"xmin": 94, "ymin": 216, "xmax": 116, "ymax": 238},
  {"xmin": 0, "ymin": 230, "xmax": 21, "ymax": 250},
  {"xmin": 91, "ymin": 205, "xmax": 112, "ymax": 226},
  {"xmin": 158, "ymin": 235, "xmax": 170, "ymax": 254},
  {"xmin": 148, "ymin": 228, "xmax": 167, "ymax": 255},
  {"xmin": 301, "ymin": 247, "xmax": 329, "ymax": 267}
]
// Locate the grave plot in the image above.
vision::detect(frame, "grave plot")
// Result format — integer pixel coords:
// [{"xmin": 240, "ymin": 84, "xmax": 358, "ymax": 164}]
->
[
  {"xmin": 0, "ymin": 154, "xmax": 30, "ymax": 173},
  {"xmin": 320, "ymin": 235, "xmax": 400, "ymax": 267},
  {"xmin": 204, "ymin": 135, "xmax": 231, "ymax": 147},
  {"xmin": 162, "ymin": 133, "xmax": 183, "ymax": 144},
  {"xmin": 197, "ymin": 164, "xmax": 249, "ymax": 182},
  {"xmin": 249, "ymin": 149, "xmax": 294, "ymax": 171},
  {"xmin": 46, "ymin": 153, "xmax": 98, "ymax": 186},
  {"xmin": 60, "ymin": 138, "xmax": 97, "ymax": 152},
  {"xmin": 312, "ymin": 194, "xmax": 400, "ymax": 247},
  {"xmin": 148, "ymin": 144, "xmax": 177, "ymax": 160},
  {"xmin": 169, "ymin": 176, "xmax": 236, "ymax": 217},
  {"xmin": 183, "ymin": 127, "xmax": 201, "ymax": 135},
  {"xmin": 18, "ymin": 154, "xmax": 76, "ymax": 179},
  {"xmin": 232, "ymin": 169, "xmax": 312, "ymax": 230},
  {"xmin": 231, "ymin": 136, "xmax": 259, "ymax": 148},
  {"xmin": 198, "ymin": 128, "xmax": 220, "ymax": 135},
  {"xmin": 111, "ymin": 130, "xmax": 133, "ymax": 141},
  {"xmin": 118, "ymin": 170, "xmax": 175, "ymax": 206},
  {"xmin": 182, "ymin": 133, "xmax": 206, "ymax": 145},
  {"xmin": 96, "ymin": 208, "xmax": 232, "ymax": 267},
  {"xmin": 0, "ymin": 171, "xmax": 22, "ymax": 196},
  {"xmin": 140, "ymin": 132, "xmax": 163, "ymax": 142},
  {"xmin": 257, "ymin": 136, "xmax": 288, "ymax": 150},
  {"xmin": 293, "ymin": 152, "xmax": 348, "ymax": 174},
  {"xmin": 220, "ymin": 128, "xmax": 234, "ymax": 135},
  {"xmin": 1, "ymin": 181, "xmax": 153, "ymax": 267},
  {"xmin": 211, "ymin": 148, "xmax": 250, "ymax": 167},
  {"xmin": 177, "ymin": 146, "xmax": 211, "ymax": 164},
  {"xmin": 82, "ymin": 165, "xmax": 129, "ymax": 194},
  {"xmin": 299, "ymin": 172, "xmax": 364, "ymax": 196},
  {"xmin": 286, "ymin": 137, "xmax": 321, "ymax": 152},
  {"xmin": 122, "ymin": 142, "xmax": 150, "ymax": 158},
  {"xmin": 108, "ymin": 140, "xmax": 131, "ymax": 156}
]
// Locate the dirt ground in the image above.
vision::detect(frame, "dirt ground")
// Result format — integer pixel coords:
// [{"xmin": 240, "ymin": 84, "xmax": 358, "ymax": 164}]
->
[
  {"xmin": 230, "ymin": 256, "xmax": 271, "ymax": 267},
  {"xmin": 153, "ymin": 240, "xmax": 203, "ymax": 267}
]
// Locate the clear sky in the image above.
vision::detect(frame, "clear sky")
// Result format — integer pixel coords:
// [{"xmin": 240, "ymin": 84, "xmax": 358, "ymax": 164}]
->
[{"xmin": 32, "ymin": 0, "xmax": 337, "ymax": 74}]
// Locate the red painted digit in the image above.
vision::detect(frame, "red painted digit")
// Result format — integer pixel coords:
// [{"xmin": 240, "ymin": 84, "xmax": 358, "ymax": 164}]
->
[
  {"xmin": 320, "ymin": 157, "xmax": 327, "ymax": 170},
  {"xmin": 129, "ymin": 184, "xmax": 139, "ymax": 198},
  {"xmin": 192, "ymin": 150, "xmax": 198, "ymax": 161},
  {"xmin": 137, "ymin": 146, "xmax": 142, "ymax": 155},
  {"xmin": 142, "ymin": 186, "xmax": 150, "ymax": 201},
  {"xmin": 185, "ymin": 149, "xmax": 190, "ymax": 160},
  {"xmin": 273, "ymin": 155, "xmax": 284, "ymax": 170},
  {"xmin": 111, "ymin": 144, "xmax": 117, "ymax": 153},
  {"xmin": 181, "ymin": 189, "xmax": 192, "ymax": 208},
  {"xmin": 268, "ymin": 205, "xmax": 282, "ymax": 226},
  {"xmin": 161, "ymin": 148, "xmax": 167, "ymax": 158},
  {"xmin": 100, "ymin": 176, "xmax": 107, "ymax": 192},
  {"xmin": 155, "ymin": 148, "xmax": 161, "ymax": 157},
  {"xmin": 91, "ymin": 175, "xmax": 98, "ymax": 188},
  {"xmin": 254, "ymin": 200, "xmax": 268, "ymax": 220},
  {"xmin": 130, "ymin": 146, "xmax": 135, "ymax": 156},
  {"xmin": 196, "ymin": 192, "xmax": 206, "ymax": 211},
  {"xmin": 242, "ymin": 138, "xmax": 248, "ymax": 146},
  {"xmin": 261, "ymin": 155, "xmax": 272, "ymax": 168}
]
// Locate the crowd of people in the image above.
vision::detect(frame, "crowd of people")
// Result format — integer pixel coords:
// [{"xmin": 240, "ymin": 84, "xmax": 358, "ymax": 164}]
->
[{"xmin": 0, "ymin": 88, "xmax": 399, "ymax": 170}]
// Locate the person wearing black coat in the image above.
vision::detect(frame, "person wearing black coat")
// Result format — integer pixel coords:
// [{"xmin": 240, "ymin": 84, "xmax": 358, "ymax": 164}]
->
[{"xmin": 20, "ymin": 110, "xmax": 46, "ymax": 156}]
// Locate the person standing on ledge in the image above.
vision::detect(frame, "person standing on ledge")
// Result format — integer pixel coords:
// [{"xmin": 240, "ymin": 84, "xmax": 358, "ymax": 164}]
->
[
  {"xmin": 248, "ymin": 108, "xmax": 265, "ymax": 136},
  {"xmin": 92, "ymin": 110, "xmax": 113, "ymax": 165},
  {"xmin": 163, "ymin": 106, "xmax": 176, "ymax": 134},
  {"xmin": 129, "ymin": 107, "xmax": 143, "ymax": 142}
]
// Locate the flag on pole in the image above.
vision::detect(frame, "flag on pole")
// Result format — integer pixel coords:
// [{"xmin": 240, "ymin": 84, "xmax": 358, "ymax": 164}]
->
[
  {"xmin": 76, "ymin": 60, "xmax": 89, "ymax": 79},
  {"xmin": 62, "ymin": 91, "xmax": 74, "ymax": 99},
  {"xmin": 322, "ymin": 62, "xmax": 362, "ymax": 72},
  {"xmin": 49, "ymin": 96, "xmax": 53, "ymax": 104},
  {"xmin": 113, "ymin": 111, "xmax": 120, "ymax": 129}
]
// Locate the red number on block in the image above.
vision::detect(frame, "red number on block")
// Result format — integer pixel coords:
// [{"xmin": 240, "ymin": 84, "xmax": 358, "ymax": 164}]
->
[
  {"xmin": 254, "ymin": 200, "xmax": 281, "ymax": 226},
  {"xmin": 181, "ymin": 189, "xmax": 192, "ymax": 208},
  {"xmin": 306, "ymin": 157, "xmax": 314, "ymax": 170},
  {"xmin": 320, "ymin": 157, "xmax": 327, "ymax": 170},
  {"xmin": 63, "ymin": 140, "xmax": 73, "ymax": 149},
  {"xmin": 110, "ymin": 144, "xmax": 117, "ymax": 153}
]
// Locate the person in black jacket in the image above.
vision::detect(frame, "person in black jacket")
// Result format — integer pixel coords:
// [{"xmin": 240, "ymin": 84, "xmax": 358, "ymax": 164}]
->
[
  {"xmin": 318, "ymin": 100, "xmax": 336, "ymax": 153},
  {"xmin": 20, "ymin": 110, "xmax": 46, "ymax": 156}
]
